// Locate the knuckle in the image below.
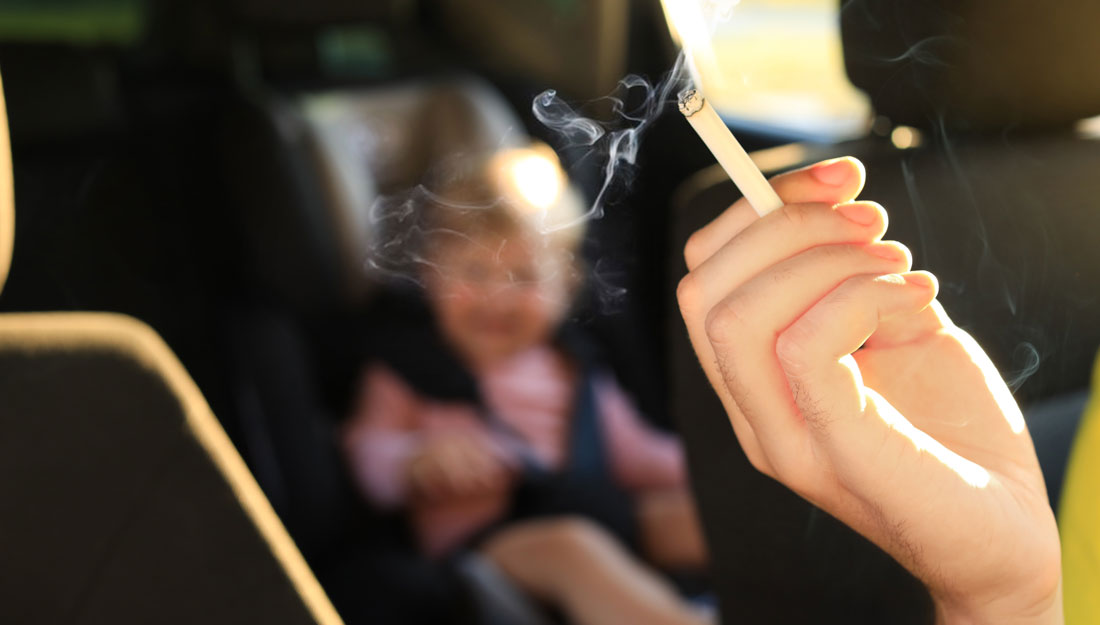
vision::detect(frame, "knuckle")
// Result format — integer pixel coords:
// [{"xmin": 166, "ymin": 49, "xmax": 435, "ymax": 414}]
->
[
  {"xmin": 705, "ymin": 296, "xmax": 750, "ymax": 344},
  {"xmin": 831, "ymin": 273, "xmax": 875, "ymax": 304},
  {"xmin": 842, "ymin": 273, "xmax": 876, "ymax": 289},
  {"xmin": 777, "ymin": 203, "xmax": 810, "ymax": 229},
  {"xmin": 744, "ymin": 448, "xmax": 773, "ymax": 475},
  {"xmin": 676, "ymin": 272, "xmax": 699, "ymax": 313},
  {"xmin": 816, "ymin": 242, "xmax": 894, "ymax": 274},
  {"xmin": 775, "ymin": 326, "xmax": 813, "ymax": 375},
  {"xmin": 862, "ymin": 201, "xmax": 889, "ymax": 231},
  {"xmin": 893, "ymin": 242, "xmax": 914, "ymax": 269},
  {"xmin": 822, "ymin": 243, "xmax": 856, "ymax": 263},
  {"xmin": 683, "ymin": 230, "xmax": 708, "ymax": 268}
]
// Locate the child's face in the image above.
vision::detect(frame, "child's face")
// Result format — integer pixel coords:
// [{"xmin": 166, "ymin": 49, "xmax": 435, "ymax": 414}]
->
[{"xmin": 424, "ymin": 230, "xmax": 573, "ymax": 369}]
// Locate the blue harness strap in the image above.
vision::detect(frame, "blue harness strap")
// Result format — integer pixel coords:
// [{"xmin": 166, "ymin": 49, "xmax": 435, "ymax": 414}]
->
[
  {"xmin": 506, "ymin": 367, "xmax": 639, "ymax": 548},
  {"xmin": 563, "ymin": 366, "xmax": 607, "ymax": 476}
]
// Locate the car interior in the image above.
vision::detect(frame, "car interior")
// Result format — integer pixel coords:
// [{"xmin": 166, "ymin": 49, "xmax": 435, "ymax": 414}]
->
[{"xmin": 2, "ymin": 1, "xmax": 1098, "ymax": 623}]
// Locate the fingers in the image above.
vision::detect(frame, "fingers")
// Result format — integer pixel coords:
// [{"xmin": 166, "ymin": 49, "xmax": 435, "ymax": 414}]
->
[
  {"xmin": 699, "ymin": 243, "xmax": 913, "ymax": 477},
  {"xmin": 408, "ymin": 454, "xmax": 450, "ymax": 500},
  {"xmin": 680, "ymin": 303, "xmax": 772, "ymax": 472},
  {"xmin": 685, "ymin": 157, "xmax": 866, "ymax": 270},
  {"xmin": 449, "ymin": 438, "xmax": 506, "ymax": 490},
  {"xmin": 864, "ymin": 298, "xmax": 952, "ymax": 349},
  {"xmin": 677, "ymin": 195, "xmax": 885, "ymax": 473},
  {"xmin": 410, "ymin": 434, "xmax": 513, "ymax": 500},
  {"xmin": 680, "ymin": 201, "xmax": 888, "ymax": 316}
]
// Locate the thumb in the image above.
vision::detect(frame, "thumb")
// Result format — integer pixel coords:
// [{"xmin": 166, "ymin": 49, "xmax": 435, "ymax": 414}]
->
[
  {"xmin": 774, "ymin": 276, "xmax": 994, "ymax": 572},
  {"xmin": 774, "ymin": 271, "xmax": 991, "ymax": 505},
  {"xmin": 775, "ymin": 272, "xmax": 936, "ymax": 435}
]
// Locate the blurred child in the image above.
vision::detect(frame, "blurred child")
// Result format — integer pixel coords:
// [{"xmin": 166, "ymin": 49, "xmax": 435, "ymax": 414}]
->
[{"xmin": 343, "ymin": 144, "xmax": 711, "ymax": 625}]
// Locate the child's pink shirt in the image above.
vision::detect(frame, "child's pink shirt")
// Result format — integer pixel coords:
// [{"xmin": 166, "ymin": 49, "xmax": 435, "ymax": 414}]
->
[{"xmin": 342, "ymin": 345, "xmax": 686, "ymax": 556}]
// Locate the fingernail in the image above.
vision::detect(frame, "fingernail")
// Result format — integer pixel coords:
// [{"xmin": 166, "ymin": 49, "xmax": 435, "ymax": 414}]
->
[
  {"xmin": 869, "ymin": 243, "xmax": 906, "ymax": 261},
  {"xmin": 811, "ymin": 158, "xmax": 855, "ymax": 186},
  {"xmin": 834, "ymin": 201, "xmax": 879, "ymax": 226},
  {"xmin": 904, "ymin": 271, "xmax": 937, "ymax": 290}
]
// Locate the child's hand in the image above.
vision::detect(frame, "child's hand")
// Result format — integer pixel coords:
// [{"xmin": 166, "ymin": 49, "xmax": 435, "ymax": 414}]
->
[
  {"xmin": 677, "ymin": 157, "xmax": 1062, "ymax": 624},
  {"xmin": 406, "ymin": 429, "xmax": 516, "ymax": 502}
]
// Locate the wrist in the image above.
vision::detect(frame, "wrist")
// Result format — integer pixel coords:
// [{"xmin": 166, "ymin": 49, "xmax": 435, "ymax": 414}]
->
[{"xmin": 933, "ymin": 582, "xmax": 1063, "ymax": 625}]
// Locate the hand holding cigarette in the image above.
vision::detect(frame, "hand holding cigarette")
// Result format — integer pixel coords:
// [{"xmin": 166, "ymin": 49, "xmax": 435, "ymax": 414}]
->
[{"xmin": 676, "ymin": 158, "xmax": 1063, "ymax": 624}]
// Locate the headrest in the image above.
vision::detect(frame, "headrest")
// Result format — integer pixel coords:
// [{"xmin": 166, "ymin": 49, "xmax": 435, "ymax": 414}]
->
[
  {"xmin": 224, "ymin": 76, "xmax": 526, "ymax": 312},
  {"xmin": 0, "ymin": 71, "xmax": 13, "ymax": 296},
  {"xmin": 297, "ymin": 78, "xmax": 526, "ymax": 292},
  {"xmin": 298, "ymin": 77, "xmax": 524, "ymax": 194},
  {"xmin": 841, "ymin": 0, "xmax": 1100, "ymax": 131}
]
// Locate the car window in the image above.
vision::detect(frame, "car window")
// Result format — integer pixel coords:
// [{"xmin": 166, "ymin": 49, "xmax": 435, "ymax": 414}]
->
[
  {"xmin": 686, "ymin": 0, "xmax": 870, "ymax": 142},
  {"xmin": 0, "ymin": 0, "xmax": 147, "ymax": 46}
]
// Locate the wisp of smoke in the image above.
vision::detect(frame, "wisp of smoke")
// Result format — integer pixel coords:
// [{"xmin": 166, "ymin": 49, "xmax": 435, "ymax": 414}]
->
[
  {"xmin": 875, "ymin": 35, "xmax": 958, "ymax": 68},
  {"xmin": 531, "ymin": 0, "xmax": 742, "ymax": 224},
  {"xmin": 532, "ymin": 53, "xmax": 690, "ymax": 225},
  {"xmin": 1007, "ymin": 341, "xmax": 1042, "ymax": 392},
  {"xmin": 363, "ymin": 0, "xmax": 726, "ymax": 301},
  {"xmin": 364, "ymin": 184, "xmax": 462, "ymax": 285}
]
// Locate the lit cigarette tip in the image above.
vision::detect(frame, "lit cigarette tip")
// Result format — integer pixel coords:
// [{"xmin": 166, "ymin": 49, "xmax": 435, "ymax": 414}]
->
[{"xmin": 677, "ymin": 88, "xmax": 704, "ymax": 117}]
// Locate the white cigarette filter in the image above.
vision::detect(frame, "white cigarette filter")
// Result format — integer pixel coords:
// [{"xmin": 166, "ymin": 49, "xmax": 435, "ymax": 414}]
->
[{"xmin": 678, "ymin": 89, "xmax": 784, "ymax": 217}]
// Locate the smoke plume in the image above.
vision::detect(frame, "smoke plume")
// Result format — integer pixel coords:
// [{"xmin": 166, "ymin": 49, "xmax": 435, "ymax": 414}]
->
[{"xmin": 531, "ymin": 52, "xmax": 690, "ymax": 227}]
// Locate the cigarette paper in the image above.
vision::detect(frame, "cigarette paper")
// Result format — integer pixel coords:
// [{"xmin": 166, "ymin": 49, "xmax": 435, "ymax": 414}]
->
[{"xmin": 678, "ymin": 89, "xmax": 783, "ymax": 216}]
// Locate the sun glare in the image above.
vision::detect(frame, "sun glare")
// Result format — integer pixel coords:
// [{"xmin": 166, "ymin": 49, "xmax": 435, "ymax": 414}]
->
[
  {"xmin": 659, "ymin": 0, "xmax": 723, "ymax": 91},
  {"xmin": 870, "ymin": 389, "xmax": 992, "ymax": 489},
  {"xmin": 505, "ymin": 151, "xmax": 564, "ymax": 212},
  {"xmin": 661, "ymin": 0, "xmax": 871, "ymax": 141}
]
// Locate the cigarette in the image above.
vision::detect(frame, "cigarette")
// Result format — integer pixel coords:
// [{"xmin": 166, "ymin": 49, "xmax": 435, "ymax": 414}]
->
[{"xmin": 678, "ymin": 89, "xmax": 783, "ymax": 216}]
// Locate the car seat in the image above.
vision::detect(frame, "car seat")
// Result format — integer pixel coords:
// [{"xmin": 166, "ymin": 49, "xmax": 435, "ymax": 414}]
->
[
  {"xmin": 220, "ymin": 72, "xmax": 555, "ymax": 625},
  {"xmin": 0, "ymin": 71, "xmax": 343, "ymax": 625}
]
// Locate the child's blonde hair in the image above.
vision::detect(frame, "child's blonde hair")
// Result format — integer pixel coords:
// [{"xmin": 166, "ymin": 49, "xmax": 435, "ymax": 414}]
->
[{"xmin": 419, "ymin": 143, "xmax": 588, "ymax": 258}]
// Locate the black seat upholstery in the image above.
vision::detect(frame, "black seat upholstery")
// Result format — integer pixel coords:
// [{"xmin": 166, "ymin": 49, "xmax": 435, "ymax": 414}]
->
[
  {"xmin": 668, "ymin": 3, "xmax": 1100, "ymax": 623},
  {"xmin": 0, "ymin": 72, "xmax": 341, "ymax": 625},
  {"xmin": 840, "ymin": 0, "xmax": 1100, "ymax": 132}
]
